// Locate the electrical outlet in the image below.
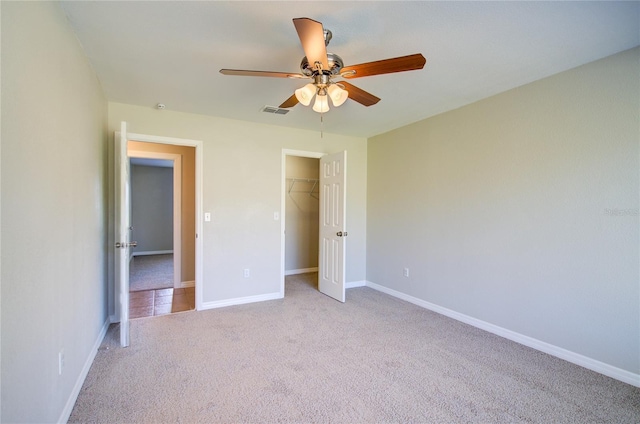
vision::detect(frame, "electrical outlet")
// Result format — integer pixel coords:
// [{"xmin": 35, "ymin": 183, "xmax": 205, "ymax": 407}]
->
[
  {"xmin": 58, "ymin": 350, "xmax": 65, "ymax": 375},
  {"xmin": 403, "ymin": 268, "xmax": 410, "ymax": 278},
  {"xmin": 243, "ymin": 268, "xmax": 250, "ymax": 278}
]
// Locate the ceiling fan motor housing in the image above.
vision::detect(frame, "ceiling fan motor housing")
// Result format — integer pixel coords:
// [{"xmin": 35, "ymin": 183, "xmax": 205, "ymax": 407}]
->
[{"xmin": 300, "ymin": 53, "xmax": 344, "ymax": 76}]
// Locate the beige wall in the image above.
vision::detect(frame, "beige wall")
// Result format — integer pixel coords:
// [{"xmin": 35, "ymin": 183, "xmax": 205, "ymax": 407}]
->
[
  {"xmin": 108, "ymin": 103, "xmax": 367, "ymax": 305},
  {"xmin": 285, "ymin": 156, "xmax": 320, "ymax": 271},
  {"xmin": 128, "ymin": 141, "xmax": 196, "ymax": 282},
  {"xmin": 367, "ymin": 47, "xmax": 639, "ymax": 375},
  {"xmin": 1, "ymin": 2, "xmax": 108, "ymax": 422}
]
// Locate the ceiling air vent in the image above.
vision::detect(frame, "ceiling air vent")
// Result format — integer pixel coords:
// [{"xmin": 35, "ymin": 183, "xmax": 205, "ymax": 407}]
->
[{"xmin": 261, "ymin": 106, "xmax": 289, "ymax": 115}]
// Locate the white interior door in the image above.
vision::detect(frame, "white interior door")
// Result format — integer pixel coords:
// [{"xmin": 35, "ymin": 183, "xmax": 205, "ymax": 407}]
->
[
  {"xmin": 115, "ymin": 121, "xmax": 133, "ymax": 347},
  {"xmin": 319, "ymin": 151, "xmax": 347, "ymax": 302}
]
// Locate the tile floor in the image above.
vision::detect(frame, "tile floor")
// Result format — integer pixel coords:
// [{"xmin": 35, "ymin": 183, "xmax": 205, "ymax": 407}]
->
[{"xmin": 129, "ymin": 287, "xmax": 195, "ymax": 319}]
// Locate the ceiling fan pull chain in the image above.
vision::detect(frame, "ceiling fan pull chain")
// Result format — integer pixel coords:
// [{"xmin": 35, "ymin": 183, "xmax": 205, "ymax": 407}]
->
[{"xmin": 320, "ymin": 113, "xmax": 324, "ymax": 139}]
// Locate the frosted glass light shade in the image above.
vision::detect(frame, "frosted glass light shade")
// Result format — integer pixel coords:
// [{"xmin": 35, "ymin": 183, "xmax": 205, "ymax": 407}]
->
[
  {"xmin": 294, "ymin": 83, "xmax": 316, "ymax": 106},
  {"xmin": 327, "ymin": 84, "xmax": 348, "ymax": 107},
  {"xmin": 312, "ymin": 94, "xmax": 330, "ymax": 113}
]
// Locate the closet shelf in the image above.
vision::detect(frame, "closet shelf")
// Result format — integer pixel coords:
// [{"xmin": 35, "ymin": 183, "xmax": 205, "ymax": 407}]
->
[{"xmin": 287, "ymin": 177, "xmax": 319, "ymax": 195}]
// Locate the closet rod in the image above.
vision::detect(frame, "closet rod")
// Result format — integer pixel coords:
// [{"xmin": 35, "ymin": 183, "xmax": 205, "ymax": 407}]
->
[
  {"xmin": 287, "ymin": 177, "xmax": 319, "ymax": 195},
  {"xmin": 286, "ymin": 177, "xmax": 319, "ymax": 182}
]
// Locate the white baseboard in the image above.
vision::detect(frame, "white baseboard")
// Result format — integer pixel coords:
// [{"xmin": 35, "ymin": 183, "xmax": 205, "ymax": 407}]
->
[
  {"xmin": 180, "ymin": 280, "xmax": 195, "ymax": 288},
  {"xmin": 132, "ymin": 250, "xmax": 173, "ymax": 257},
  {"xmin": 58, "ymin": 318, "xmax": 110, "ymax": 424},
  {"xmin": 199, "ymin": 279, "xmax": 363, "ymax": 311},
  {"xmin": 346, "ymin": 280, "xmax": 367, "ymax": 289},
  {"xmin": 364, "ymin": 280, "xmax": 640, "ymax": 388},
  {"xmin": 200, "ymin": 291, "xmax": 282, "ymax": 310},
  {"xmin": 199, "ymin": 280, "xmax": 363, "ymax": 311},
  {"xmin": 285, "ymin": 267, "xmax": 318, "ymax": 276}
]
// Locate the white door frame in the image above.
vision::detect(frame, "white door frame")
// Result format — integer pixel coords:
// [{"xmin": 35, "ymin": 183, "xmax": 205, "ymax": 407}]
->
[
  {"xmin": 128, "ymin": 150, "xmax": 182, "ymax": 289},
  {"xmin": 119, "ymin": 132, "xmax": 204, "ymax": 310},
  {"xmin": 280, "ymin": 149, "xmax": 325, "ymax": 297}
]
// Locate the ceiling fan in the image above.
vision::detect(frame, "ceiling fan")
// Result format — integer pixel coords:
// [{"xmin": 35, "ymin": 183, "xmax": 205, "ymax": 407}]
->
[{"xmin": 220, "ymin": 17, "xmax": 426, "ymax": 114}]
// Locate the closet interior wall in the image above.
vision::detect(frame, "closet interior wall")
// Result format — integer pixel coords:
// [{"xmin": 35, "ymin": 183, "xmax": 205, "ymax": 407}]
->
[{"xmin": 285, "ymin": 156, "xmax": 320, "ymax": 274}]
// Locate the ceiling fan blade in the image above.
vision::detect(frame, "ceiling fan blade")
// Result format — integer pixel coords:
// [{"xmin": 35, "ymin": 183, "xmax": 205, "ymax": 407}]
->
[
  {"xmin": 220, "ymin": 69, "xmax": 305, "ymax": 79},
  {"xmin": 293, "ymin": 18, "xmax": 329, "ymax": 72},
  {"xmin": 341, "ymin": 53, "xmax": 426, "ymax": 79},
  {"xmin": 279, "ymin": 93, "xmax": 299, "ymax": 108},
  {"xmin": 339, "ymin": 81, "xmax": 381, "ymax": 107}
]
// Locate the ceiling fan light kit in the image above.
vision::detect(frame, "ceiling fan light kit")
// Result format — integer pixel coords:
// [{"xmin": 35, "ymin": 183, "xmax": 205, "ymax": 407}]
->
[
  {"xmin": 294, "ymin": 83, "xmax": 316, "ymax": 106},
  {"xmin": 295, "ymin": 80, "xmax": 349, "ymax": 111},
  {"xmin": 327, "ymin": 84, "xmax": 348, "ymax": 107},
  {"xmin": 312, "ymin": 93, "xmax": 330, "ymax": 113},
  {"xmin": 220, "ymin": 17, "xmax": 426, "ymax": 115}
]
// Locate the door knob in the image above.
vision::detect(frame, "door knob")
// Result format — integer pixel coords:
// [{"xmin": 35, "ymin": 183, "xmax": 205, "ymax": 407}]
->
[{"xmin": 337, "ymin": 232, "xmax": 342, "ymax": 237}]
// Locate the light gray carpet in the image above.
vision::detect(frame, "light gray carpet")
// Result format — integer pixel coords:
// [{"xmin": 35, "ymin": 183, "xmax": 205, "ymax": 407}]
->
[
  {"xmin": 129, "ymin": 254, "xmax": 173, "ymax": 292},
  {"xmin": 70, "ymin": 273, "xmax": 639, "ymax": 423}
]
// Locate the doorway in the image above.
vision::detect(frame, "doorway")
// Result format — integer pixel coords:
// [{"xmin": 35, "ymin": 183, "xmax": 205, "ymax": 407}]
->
[
  {"xmin": 280, "ymin": 149, "xmax": 347, "ymax": 302},
  {"xmin": 127, "ymin": 155, "xmax": 193, "ymax": 318},
  {"xmin": 114, "ymin": 123, "xmax": 203, "ymax": 347},
  {"xmin": 127, "ymin": 141, "xmax": 196, "ymax": 318},
  {"xmin": 284, "ymin": 155, "xmax": 320, "ymax": 293}
]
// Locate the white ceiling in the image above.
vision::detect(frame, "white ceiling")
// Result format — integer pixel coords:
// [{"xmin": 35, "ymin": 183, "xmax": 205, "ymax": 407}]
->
[{"xmin": 60, "ymin": 1, "xmax": 639, "ymax": 138}]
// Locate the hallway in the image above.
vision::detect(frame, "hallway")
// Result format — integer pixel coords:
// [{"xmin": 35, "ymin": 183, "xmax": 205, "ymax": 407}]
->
[{"xmin": 130, "ymin": 287, "xmax": 195, "ymax": 318}]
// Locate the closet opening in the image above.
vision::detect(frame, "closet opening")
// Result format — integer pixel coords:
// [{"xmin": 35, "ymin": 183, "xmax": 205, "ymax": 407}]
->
[{"xmin": 283, "ymin": 154, "xmax": 321, "ymax": 293}]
